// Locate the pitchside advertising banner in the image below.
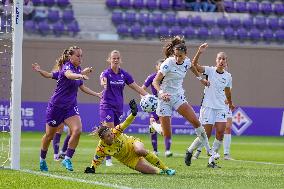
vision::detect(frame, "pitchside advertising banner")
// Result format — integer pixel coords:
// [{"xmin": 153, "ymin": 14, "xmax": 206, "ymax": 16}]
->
[{"xmin": 0, "ymin": 101, "xmax": 283, "ymax": 136}]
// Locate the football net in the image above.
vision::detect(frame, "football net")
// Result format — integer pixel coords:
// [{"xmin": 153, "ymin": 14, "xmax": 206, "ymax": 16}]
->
[{"xmin": 0, "ymin": 0, "xmax": 23, "ymax": 170}]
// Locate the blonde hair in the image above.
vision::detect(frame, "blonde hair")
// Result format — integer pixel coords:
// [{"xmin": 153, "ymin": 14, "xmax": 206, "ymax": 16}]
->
[
  {"xmin": 106, "ymin": 50, "xmax": 121, "ymax": 64},
  {"xmin": 52, "ymin": 46, "xmax": 81, "ymax": 71}
]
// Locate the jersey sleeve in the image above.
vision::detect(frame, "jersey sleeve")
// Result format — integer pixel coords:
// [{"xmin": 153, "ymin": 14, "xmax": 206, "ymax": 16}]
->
[
  {"xmin": 144, "ymin": 75, "xmax": 153, "ymax": 88},
  {"xmin": 51, "ymin": 71, "xmax": 59, "ymax": 80},
  {"xmin": 204, "ymin": 66, "xmax": 213, "ymax": 76},
  {"xmin": 124, "ymin": 71, "xmax": 135, "ymax": 85},
  {"xmin": 159, "ymin": 58, "xmax": 170, "ymax": 76},
  {"xmin": 91, "ymin": 144, "xmax": 106, "ymax": 168},
  {"xmin": 100, "ymin": 70, "xmax": 107, "ymax": 79},
  {"xmin": 113, "ymin": 114, "xmax": 135, "ymax": 135},
  {"xmin": 226, "ymin": 74, "xmax": 232, "ymax": 88}
]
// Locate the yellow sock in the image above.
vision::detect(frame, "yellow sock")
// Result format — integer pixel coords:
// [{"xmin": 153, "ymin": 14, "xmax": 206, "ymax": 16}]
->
[{"xmin": 145, "ymin": 151, "xmax": 168, "ymax": 171}]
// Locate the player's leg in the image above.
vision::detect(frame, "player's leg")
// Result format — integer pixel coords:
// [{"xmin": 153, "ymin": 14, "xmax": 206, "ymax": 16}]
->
[
  {"xmin": 53, "ymin": 123, "xmax": 64, "ymax": 161},
  {"xmin": 193, "ymin": 124, "xmax": 213, "ymax": 159},
  {"xmin": 149, "ymin": 114, "xmax": 159, "ymax": 155},
  {"xmin": 159, "ymin": 116, "xmax": 173, "ymax": 157},
  {"xmin": 224, "ymin": 117, "xmax": 232, "ymax": 160},
  {"xmin": 59, "ymin": 126, "xmax": 71, "ymax": 159}
]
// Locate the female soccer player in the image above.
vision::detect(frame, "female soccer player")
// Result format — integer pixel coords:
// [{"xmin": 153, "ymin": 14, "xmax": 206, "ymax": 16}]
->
[
  {"xmin": 152, "ymin": 42, "xmax": 211, "ymax": 160},
  {"xmin": 39, "ymin": 46, "xmax": 101, "ymax": 172},
  {"xmin": 84, "ymin": 100, "xmax": 175, "ymax": 175},
  {"xmin": 99, "ymin": 50, "xmax": 148, "ymax": 166},
  {"xmin": 187, "ymin": 43, "xmax": 235, "ymax": 168}
]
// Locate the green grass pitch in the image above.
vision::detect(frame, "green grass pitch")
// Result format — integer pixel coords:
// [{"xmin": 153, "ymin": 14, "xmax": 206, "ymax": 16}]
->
[{"xmin": 1, "ymin": 132, "xmax": 284, "ymax": 189}]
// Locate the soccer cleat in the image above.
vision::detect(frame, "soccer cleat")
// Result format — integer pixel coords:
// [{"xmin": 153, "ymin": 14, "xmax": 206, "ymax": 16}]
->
[
  {"xmin": 165, "ymin": 150, "xmax": 173, "ymax": 157},
  {"xmin": 207, "ymin": 162, "xmax": 221, "ymax": 169},
  {"xmin": 105, "ymin": 159, "xmax": 113, "ymax": 167},
  {"xmin": 54, "ymin": 154, "xmax": 60, "ymax": 161},
  {"xmin": 62, "ymin": 159, "xmax": 73, "ymax": 171},
  {"xmin": 214, "ymin": 153, "xmax": 220, "ymax": 160},
  {"xmin": 192, "ymin": 150, "xmax": 201, "ymax": 160},
  {"xmin": 165, "ymin": 169, "xmax": 176, "ymax": 176},
  {"xmin": 154, "ymin": 151, "xmax": 159, "ymax": 156},
  {"xmin": 59, "ymin": 153, "xmax": 66, "ymax": 159},
  {"xmin": 40, "ymin": 160, "xmax": 48, "ymax": 172},
  {"xmin": 224, "ymin": 154, "xmax": 232, "ymax": 160},
  {"xmin": 184, "ymin": 151, "xmax": 192, "ymax": 166}
]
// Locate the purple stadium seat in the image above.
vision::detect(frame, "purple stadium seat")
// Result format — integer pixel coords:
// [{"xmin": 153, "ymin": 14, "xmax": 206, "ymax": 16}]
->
[
  {"xmin": 52, "ymin": 21, "xmax": 65, "ymax": 36},
  {"xmin": 66, "ymin": 21, "xmax": 80, "ymax": 36},
  {"xmin": 38, "ymin": 20, "xmax": 50, "ymax": 35},
  {"xmin": 183, "ymin": 26, "xmax": 195, "ymax": 39},
  {"xmin": 224, "ymin": 0, "xmax": 234, "ymax": 13},
  {"xmin": 254, "ymin": 17, "xmax": 267, "ymax": 30},
  {"xmin": 47, "ymin": 9, "xmax": 60, "ymax": 23},
  {"xmin": 249, "ymin": 28, "xmax": 261, "ymax": 42},
  {"xmin": 242, "ymin": 17, "xmax": 253, "ymax": 30},
  {"xmin": 43, "ymin": 0, "xmax": 55, "ymax": 6},
  {"xmin": 119, "ymin": 0, "xmax": 131, "ymax": 9},
  {"xmin": 191, "ymin": 16, "xmax": 202, "ymax": 27},
  {"xmin": 171, "ymin": 26, "xmax": 182, "ymax": 36},
  {"xmin": 62, "ymin": 9, "xmax": 74, "ymax": 23},
  {"xmin": 260, "ymin": 2, "xmax": 272, "ymax": 15},
  {"xmin": 150, "ymin": 12, "xmax": 163, "ymax": 26},
  {"xmin": 132, "ymin": 0, "xmax": 144, "ymax": 9},
  {"xmin": 144, "ymin": 25, "xmax": 156, "ymax": 38},
  {"xmin": 106, "ymin": 0, "xmax": 118, "ymax": 9},
  {"xmin": 57, "ymin": 0, "xmax": 70, "ymax": 7},
  {"xmin": 178, "ymin": 17, "xmax": 189, "ymax": 27},
  {"xmin": 24, "ymin": 20, "xmax": 36, "ymax": 33},
  {"xmin": 274, "ymin": 3, "xmax": 284, "ymax": 16},
  {"xmin": 262, "ymin": 29, "xmax": 273, "ymax": 42},
  {"xmin": 204, "ymin": 18, "xmax": 215, "ymax": 28},
  {"xmin": 230, "ymin": 18, "xmax": 241, "ymax": 29},
  {"xmin": 111, "ymin": 10, "xmax": 123, "ymax": 25},
  {"xmin": 223, "ymin": 27, "xmax": 235, "ymax": 40},
  {"xmin": 279, "ymin": 19, "xmax": 284, "ymax": 29},
  {"xmin": 159, "ymin": 0, "xmax": 171, "ymax": 10},
  {"xmin": 197, "ymin": 27, "xmax": 209, "ymax": 39},
  {"xmin": 145, "ymin": 0, "xmax": 158, "ymax": 10},
  {"xmin": 267, "ymin": 17, "xmax": 279, "ymax": 30},
  {"xmin": 158, "ymin": 25, "xmax": 170, "ymax": 38},
  {"xmin": 210, "ymin": 27, "xmax": 222, "ymax": 40},
  {"xmin": 235, "ymin": 1, "xmax": 247, "ymax": 13},
  {"xmin": 217, "ymin": 17, "xmax": 229, "ymax": 28},
  {"xmin": 275, "ymin": 29, "xmax": 284, "ymax": 43},
  {"xmin": 124, "ymin": 11, "xmax": 136, "ymax": 25},
  {"xmin": 138, "ymin": 12, "xmax": 150, "ymax": 25},
  {"xmin": 117, "ymin": 24, "xmax": 129, "ymax": 36},
  {"xmin": 131, "ymin": 24, "xmax": 142, "ymax": 38},
  {"xmin": 172, "ymin": 0, "xmax": 185, "ymax": 11},
  {"xmin": 164, "ymin": 12, "xmax": 176, "ymax": 26},
  {"xmin": 247, "ymin": 1, "xmax": 259, "ymax": 14},
  {"xmin": 32, "ymin": 0, "xmax": 42, "ymax": 6},
  {"xmin": 236, "ymin": 27, "xmax": 248, "ymax": 41}
]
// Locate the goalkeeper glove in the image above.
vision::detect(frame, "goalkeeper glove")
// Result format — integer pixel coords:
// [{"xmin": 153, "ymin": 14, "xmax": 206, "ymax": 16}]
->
[
  {"xmin": 84, "ymin": 166, "xmax": 96, "ymax": 174},
  {"xmin": 129, "ymin": 99, "xmax": 138, "ymax": 116}
]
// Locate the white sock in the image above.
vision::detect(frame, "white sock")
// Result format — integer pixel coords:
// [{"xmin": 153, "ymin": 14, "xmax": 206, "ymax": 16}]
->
[
  {"xmin": 195, "ymin": 126, "xmax": 211, "ymax": 153},
  {"xmin": 212, "ymin": 138, "xmax": 222, "ymax": 154},
  {"xmin": 223, "ymin": 134, "xmax": 231, "ymax": 155},
  {"xmin": 151, "ymin": 122, "xmax": 163, "ymax": 135},
  {"xmin": 187, "ymin": 137, "xmax": 202, "ymax": 153}
]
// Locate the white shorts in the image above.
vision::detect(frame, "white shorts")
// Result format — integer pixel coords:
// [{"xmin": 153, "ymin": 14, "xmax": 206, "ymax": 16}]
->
[
  {"xmin": 156, "ymin": 93, "xmax": 187, "ymax": 117},
  {"xmin": 199, "ymin": 106, "xmax": 227, "ymax": 125},
  {"xmin": 225, "ymin": 105, "xmax": 232, "ymax": 118}
]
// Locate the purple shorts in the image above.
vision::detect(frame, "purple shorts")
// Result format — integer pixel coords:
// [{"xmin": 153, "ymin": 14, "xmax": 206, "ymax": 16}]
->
[
  {"xmin": 150, "ymin": 111, "xmax": 159, "ymax": 121},
  {"xmin": 99, "ymin": 109, "xmax": 123, "ymax": 126},
  {"xmin": 46, "ymin": 104, "xmax": 79, "ymax": 127}
]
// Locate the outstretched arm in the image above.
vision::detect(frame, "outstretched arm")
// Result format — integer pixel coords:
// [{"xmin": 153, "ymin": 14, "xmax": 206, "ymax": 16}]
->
[
  {"xmin": 79, "ymin": 85, "xmax": 102, "ymax": 98},
  {"xmin": 81, "ymin": 67, "xmax": 94, "ymax": 75},
  {"xmin": 192, "ymin": 43, "xmax": 208, "ymax": 73},
  {"xmin": 190, "ymin": 66, "xmax": 210, "ymax": 87},
  {"xmin": 32, "ymin": 63, "xmax": 53, "ymax": 78},
  {"xmin": 225, "ymin": 87, "xmax": 235, "ymax": 111},
  {"xmin": 129, "ymin": 82, "xmax": 148, "ymax": 96},
  {"xmin": 65, "ymin": 70, "xmax": 89, "ymax": 80}
]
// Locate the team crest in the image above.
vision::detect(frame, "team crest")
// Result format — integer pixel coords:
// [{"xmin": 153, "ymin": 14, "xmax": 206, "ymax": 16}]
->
[{"xmin": 232, "ymin": 107, "xmax": 252, "ymax": 136}]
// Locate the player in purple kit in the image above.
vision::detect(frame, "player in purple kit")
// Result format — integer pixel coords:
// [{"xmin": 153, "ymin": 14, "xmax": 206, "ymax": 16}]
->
[
  {"xmin": 39, "ymin": 46, "xmax": 101, "ymax": 172},
  {"xmin": 141, "ymin": 59, "xmax": 171, "ymax": 157},
  {"xmin": 100, "ymin": 50, "xmax": 148, "ymax": 166}
]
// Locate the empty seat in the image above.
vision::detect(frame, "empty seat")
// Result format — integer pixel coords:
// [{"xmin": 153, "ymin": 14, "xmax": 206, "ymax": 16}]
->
[
  {"xmin": 191, "ymin": 16, "xmax": 202, "ymax": 27},
  {"xmin": 66, "ymin": 21, "xmax": 80, "ymax": 36},
  {"xmin": 230, "ymin": 18, "xmax": 241, "ymax": 29},
  {"xmin": 52, "ymin": 21, "xmax": 65, "ymax": 36},
  {"xmin": 131, "ymin": 24, "xmax": 142, "ymax": 38},
  {"xmin": 43, "ymin": 0, "xmax": 55, "ymax": 7},
  {"xmin": 235, "ymin": 1, "xmax": 247, "ymax": 13},
  {"xmin": 24, "ymin": 20, "xmax": 36, "ymax": 33},
  {"xmin": 150, "ymin": 12, "xmax": 163, "ymax": 26},
  {"xmin": 172, "ymin": 0, "xmax": 185, "ymax": 11},
  {"xmin": 224, "ymin": 0, "xmax": 234, "ymax": 12},
  {"xmin": 254, "ymin": 17, "xmax": 266, "ymax": 29},
  {"xmin": 38, "ymin": 20, "xmax": 50, "ymax": 35},
  {"xmin": 217, "ymin": 17, "xmax": 229, "ymax": 28},
  {"xmin": 62, "ymin": 9, "xmax": 74, "ymax": 23},
  {"xmin": 262, "ymin": 29, "xmax": 274, "ymax": 42},
  {"xmin": 157, "ymin": 25, "xmax": 170, "ymax": 37},
  {"xmin": 203, "ymin": 18, "xmax": 215, "ymax": 28},
  {"xmin": 183, "ymin": 26, "xmax": 195, "ymax": 39},
  {"xmin": 144, "ymin": 25, "xmax": 156, "ymax": 38},
  {"xmin": 171, "ymin": 25, "xmax": 182, "ymax": 36},
  {"xmin": 274, "ymin": 3, "xmax": 284, "ymax": 16},
  {"xmin": 247, "ymin": 1, "xmax": 259, "ymax": 14},
  {"xmin": 106, "ymin": 0, "xmax": 118, "ymax": 9},
  {"xmin": 57, "ymin": 0, "xmax": 70, "ymax": 7},
  {"xmin": 223, "ymin": 27, "xmax": 235, "ymax": 40},
  {"xmin": 119, "ymin": 0, "xmax": 131, "ymax": 9},
  {"xmin": 178, "ymin": 17, "xmax": 189, "ymax": 27},
  {"xmin": 236, "ymin": 27, "xmax": 248, "ymax": 41},
  {"xmin": 275, "ymin": 30, "xmax": 284, "ymax": 43},
  {"xmin": 47, "ymin": 9, "xmax": 60, "ymax": 23},
  {"xmin": 32, "ymin": 0, "xmax": 43, "ymax": 6},
  {"xmin": 249, "ymin": 28, "xmax": 261, "ymax": 42},
  {"xmin": 111, "ymin": 10, "xmax": 123, "ymax": 25},
  {"xmin": 242, "ymin": 17, "xmax": 254, "ymax": 30},
  {"xmin": 117, "ymin": 24, "xmax": 129, "ymax": 36},
  {"xmin": 133, "ymin": 0, "xmax": 144, "ymax": 9},
  {"xmin": 138, "ymin": 12, "xmax": 150, "ymax": 25},
  {"xmin": 164, "ymin": 12, "xmax": 176, "ymax": 26},
  {"xmin": 159, "ymin": 0, "xmax": 171, "ymax": 10},
  {"xmin": 267, "ymin": 17, "xmax": 279, "ymax": 30},
  {"xmin": 124, "ymin": 11, "xmax": 136, "ymax": 25},
  {"xmin": 260, "ymin": 2, "xmax": 272, "ymax": 15},
  {"xmin": 210, "ymin": 27, "xmax": 222, "ymax": 40},
  {"xmin": 197, "ymin": 27, "xmax": 209, "ymax": 39},
  {"xmin": 145, "ymin": 0, "xmax": 158, "ymax": 10}
]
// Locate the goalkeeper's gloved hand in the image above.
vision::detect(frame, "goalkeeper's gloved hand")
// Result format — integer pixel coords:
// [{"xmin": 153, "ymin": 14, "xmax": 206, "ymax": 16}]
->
[
  {"xmin": 129, "ymin": 99, "xmax": 138, "ymax": 116},
  {"xmin": 84, "ymin": 166, "xmax": 96, "ymax": 174}
]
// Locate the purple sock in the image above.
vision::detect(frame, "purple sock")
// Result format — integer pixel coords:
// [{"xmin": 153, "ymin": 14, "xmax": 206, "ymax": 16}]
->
[
  {"xmin": 66, "ymin": 148, "xmax": 75, "ymax": 159},
  {"xmin": 151, "ymin": 132, "xmax": 158, "ymax": 152},
  {"xmin": 106, "ymin": 156, "xmax": 111, "ymax": 160},
  {"xmin": 53, "ymin": 133, "xmax": 61, "ymax": 154},
  {"xmin": 40, "ymin": 149, "xmax": 47, "ymax": 159},
  {"xmin": 164, "ymin": 136, "xmax": 172, "ymax": 151},
  {"xmin": 61, "ymin": 135, "xmax": 71, "ymax": 153}
]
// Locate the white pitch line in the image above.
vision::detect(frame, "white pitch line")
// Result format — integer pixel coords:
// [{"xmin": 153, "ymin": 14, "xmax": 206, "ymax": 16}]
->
[{"xmin": 21, "ymin": 169, "xmax": 135, "ymax": 189}]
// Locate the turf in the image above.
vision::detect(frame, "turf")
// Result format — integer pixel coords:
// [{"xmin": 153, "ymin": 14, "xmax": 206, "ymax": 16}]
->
[{"xmin": 1, "ymin": 132, "xmax": 284, "ymax": 189}]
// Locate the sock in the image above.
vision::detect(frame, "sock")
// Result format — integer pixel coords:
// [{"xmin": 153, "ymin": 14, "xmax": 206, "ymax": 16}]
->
[
  {"xmin": 65, "ymin": 148, "xmax": 75, "ymax": 159},
  {"xmin": 106, "ymin": 156, "xmax": 111, "ymax": 160},
  {"xmin": 223, "ymin": 134, "xmax": 231, "ymax": 155},
  {"xmin": 145, "ymin": 151, "xmax": 168, "ymax": 171},
  {"xmin": 212, "ymin": 138, "xmax": 222, "ymax": 154},
  {"xmin": 164, "ymin": 136, "xmax": 172, "ymax": 151},
  {"xmin": 53, "ymin": 133, "xmax": 61, "ymax": 155},
  {"xmin": 151, "ymin": 132, "xmax": 158, "ymax": 152},
  {"xmin": 151, "ymin": 122, "xmax": 163, "ymax": 135},
  {"xmin": 195, "ymin": 126, "xmax": 211, "ymax": 153},
  {"xmin": 61, "ymin": 135, "xmax": 71, "ymax": 154},
  {"xmin": 40, "ymin": 149, "xmax": 47, "ymax": 160},
  {"xmin": 187, "ymin": 137, "xmax": 202, "ymax": 153},
  {"xmin": 197, "ymin": 145, "xmax": 203, "ymax": 152}
]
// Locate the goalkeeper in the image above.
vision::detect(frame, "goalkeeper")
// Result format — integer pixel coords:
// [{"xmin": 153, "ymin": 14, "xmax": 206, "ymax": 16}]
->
[{"xmin": 84, "ymin": 99, "xmax": 176, "ymax": 175}]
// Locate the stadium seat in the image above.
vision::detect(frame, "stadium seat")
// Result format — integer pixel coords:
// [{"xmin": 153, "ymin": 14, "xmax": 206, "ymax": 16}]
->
[
  {"xmin": 197, "ymin": 27, "xmax": 209, "ymax": 39},
  {"xmin": 217, "ymin": 16, "xmax": 229, "ymax": 28},
  {"xmin": 267, "ymin": 17, "xmax": 279, "ymax": 30},
  {"xmin": 132, "ymin": 0, "xmax": 144, "ymax": 9},
  {"xmin": 247, "ymin": 1, "xmax": 259, "ymax": 14},
  {"xmin": 38, "ymin": 20, "xmax": 50, "ymax": 35},
  {"xmin": 275, "ymin": 29, "xmax": 284, "ymax": 43},
  {"xmin": 32, "ymin": 0, "xmax": 43, "ymax": 6},
  {"xmin": 171, "ymin": 25, "xmax": 182, "ymax": 36},
  {"xmin": 111, "ymin": 10, "xmax": 123, "ymax": 25},
  {"xmin": 273, "ymin": 3, "xmax": 284, "ymax": 16},
  {"xmin": 52, "ymin": 21, "xmax": 65, "ymax": 36},
  {"xmin": 145, "ymin": 0, "xmax": 158, "ymax": 10},
  {"xmin": 124, "ymin": 11, "xmax": 136, "ymax": 25},
  {"xmin": 260, "ymin": 2, "xmax": 272, "ymax": 15},
  {"xmin": 178, "ymin": 17, "xmax": 189, "ymax": 27},
  {"xmin": 183, "ymin": 26, "xmax": 195, "ymax": 39},
  {"xmin": 249, "ymin": 28, "xmax": 261, "ymax": 42},
  {"xmin": 172, "ymin": 0, "xmax": 185, "ymax": 11},
  {"xmin": 62, "ymin": 9, "xmax": 74, "ymax": 23},
  {"xmin": 66, "ymin": 21, "xmax": 80, "ymax": 36},
  {"xmin": 236, "ymin": 27, "xmax": 248, "ymax": 41},
  {"xmin": 191, "ymin": 16, "xmax": 202, "ymax": 27},
  {"xmin": 164, "ymin": 12, "xmax": 176, "ymax": 26},
  {"xmin": 43, "ymin": 0, "xmax": 55, "ymax": 7},
  {"xmin": 230, "ymin": 18, "xmax": 241, "ymax": 29},
  {"xmin": 130, "ymin": 24, "xmax": 142, "ymax": 38},
  {"xmin": 262, "ymin": 28, "xmax": 274, "ymax": 42},
  {"xmin": 279, "ymin": 19, "xmax": 284, "ymax": 29},
  {"xmin": 157, "ymin": 25, "xmax": 170, "ymax": 38},
  {"xmin": 144, "ymin": 25, "xmax": 156, "ymax": 38},
  {"xmin": 106, "ymin": 0, "xmax": 118, "ymax": 9},
  {"xmin": 203, "ymin": 18, "xmax": 215, "ymax": 28},
  {"xmin": 138, "ymin": 12, "xmax": 150, "ymax": 25},
  {"xmin": 242, "ymin": 17, "xmax": 254, "ymax": 30},
  {"xmin": 117, "ymin": 24, "xmax": 129, "ymax": 36},
  {"xmin": 223, "ymin": 26, "xmax": 235, "ymax": 41},
  {"xmin": 235, "ymin": 1, "xmax": 247, "ymax": 13},
  {"xmin": 33, "ymin": 7, "xmax": 48, "ymax": 22},
  {"xmin": 210, "ymin": 27, "xmax": 222, "ymax": 40},
  {"xmin": 224, "ymin": 0, "xmax": 234, "ymax": 13},
  {"xmin": 119, "ymin": 0, "xmax": 131, "ymax": 9},
  {"xmin": 47, "ymin": 9, "xmax": 60, "ymax": 23},
  {"xmin": 24, "ymin": 20, "xmax": 36, "ymax": 33},
  {"xmin": 150, "ymin": 12, "xmax": 163, "ymax": 26},
  {"xmin": 254, "ymin": 16, "xmax": 266, "ymax": 30},
  {"xmin": 159, "ymin": 0, "xmax": 171, "ymax": 10},
  {"xmin": 57, "ymin": 0, "xmax": 70, "ymax": 7}
]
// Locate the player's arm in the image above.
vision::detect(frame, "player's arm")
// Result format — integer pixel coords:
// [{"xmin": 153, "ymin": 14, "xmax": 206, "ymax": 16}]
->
[
  {"xmin": 32, "ymin": 63, "xmax": 53, "ymax": 78},
  {"xmin": 65, "ymin": 70, "xmax": 89, "ymax": 80},
  {"xmin": 100, "ymin": 76, "xmax": 107, "ymax": 89},
  {"xmin": 190, "ymin": 66, "xmax": 210, "ymax": 87},
  {"xmin": 81, "ymin": 67, "xmax": 94, "ymax": 75},
  {"xmin": 128, "ymin": 82, "xmax": 148, "ymax": 96},
  {"xmin": 225, "ymin": 87, "xmax": 235, "ymax": 111},
  {"xmin": 192, "ymin": 43, "xmax": 208, "ymax": 73},
  {"xmin": 79, "ymin": 85, "xmax": 102, "ymax": 98},
  {"xmin": 85, "ymin": 146, "xmax": 106, "ymax": 173}
]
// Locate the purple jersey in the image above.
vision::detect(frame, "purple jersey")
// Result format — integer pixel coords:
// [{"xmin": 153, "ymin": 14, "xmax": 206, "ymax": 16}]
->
[
  {"xmin": 144, "ymin": 73, "xmax": 158, "ymax": 96},
  {"xmin": 52, "ymin": 71, "xmax": 59, "ymax": 80},
  {"xmin": 100, "ymin": 68, "xmax": 134, "ymax": 112},
  {"xmin": 49, "ymin": 61, "xmax": 83, "ymax": 109}
]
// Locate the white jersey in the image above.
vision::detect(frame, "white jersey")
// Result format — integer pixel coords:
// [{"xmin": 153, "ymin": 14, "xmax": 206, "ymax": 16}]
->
[
  {"xmin": 159, "ymin": 57, "xmax": 192, "ymax": 95},
  {"xmin": 201, "ymin": 66, "xmax": 232, "ymax": 109}
]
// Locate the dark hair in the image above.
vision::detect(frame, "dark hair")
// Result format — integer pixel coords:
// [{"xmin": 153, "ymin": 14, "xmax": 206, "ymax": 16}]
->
[
  {"xmin": 97, "ymin": 126, "xmax": 111, "ymax": 139},
  {"xmin": 52, "ymin": 46, "xmax": 81, "ymax": 71},
  {"xmin": 174, "ymin": 43, "xmax": 187, "ymax": 54},
  {"xmin": 163, "ymin": 36, "xmax": 185, "ymax": 58}
]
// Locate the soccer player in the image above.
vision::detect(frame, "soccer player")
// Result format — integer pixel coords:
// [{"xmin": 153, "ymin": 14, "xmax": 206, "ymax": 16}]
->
[
  {"xmin": 39, "ymin": 46, "xmax": 101, "ymax": 172},
  {"xmin": 141, "ymin": 59, "xmax": 168, "ymax": 157},
  {"xmin": 99, "ymin": 50, "xmax": 148, "ymax": 166},
  {"xmin": 186, "ymin": 43, "xmax": 235, "ymax": 168},
  {"xmin": 84, "ymin": 100, "xmax": 176, "ymax": 175},
  {"xmin": 152, "ymin": 42, "xmax": 211, "ymax": 159},
  {"xmin": 223, "ymin": 100, "xmax": 233, "ymax": 160}
]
